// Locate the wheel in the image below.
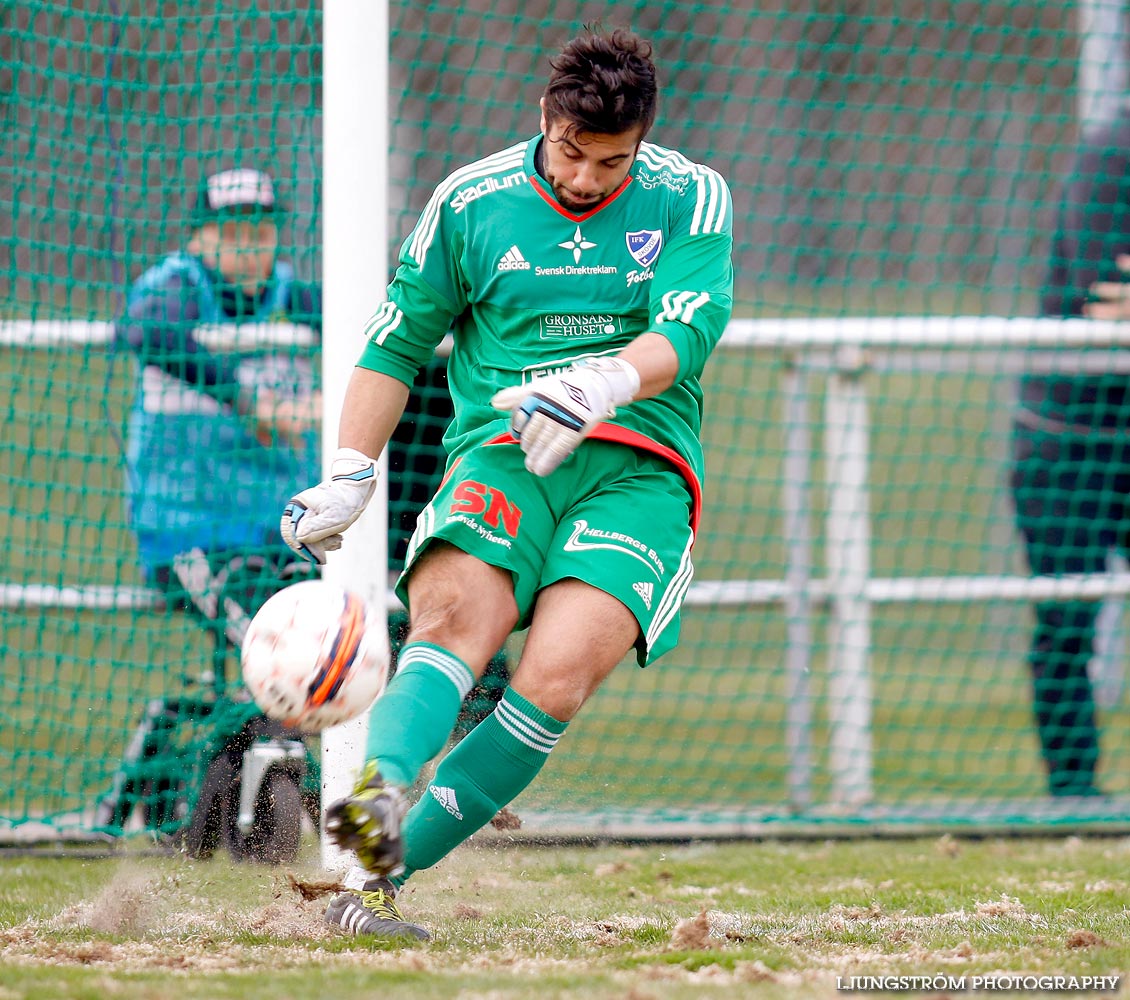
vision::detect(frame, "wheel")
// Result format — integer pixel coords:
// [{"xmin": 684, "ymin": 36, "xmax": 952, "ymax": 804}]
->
[
  {"xmin": 223, "ymin": 770, "xmax": 304, "ymax": 865},
  {"xmin": 179, "ymin": 754, "xmax": 237, "ymax": 859}
]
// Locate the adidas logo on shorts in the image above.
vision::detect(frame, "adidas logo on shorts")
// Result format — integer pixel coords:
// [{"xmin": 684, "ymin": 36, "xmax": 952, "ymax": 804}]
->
[{"xmin": 497, "ymin": 245, "xmax": 531, "ymax": 271}]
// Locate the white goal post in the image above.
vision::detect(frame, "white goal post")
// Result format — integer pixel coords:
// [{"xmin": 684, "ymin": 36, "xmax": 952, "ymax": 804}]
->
[{"xmin": 318, "ymin": 0, "xmax": 389, "ymax": 870}]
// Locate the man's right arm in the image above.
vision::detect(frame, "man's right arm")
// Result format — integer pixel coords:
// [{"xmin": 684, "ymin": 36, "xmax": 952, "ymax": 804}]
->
[
  {"xmin": 339, "ymin": 366, "xmax": 412, "ymax": 460},
  {"xmin": 334, "ymin": 252, "xmax": 464, "ymax": 485},
  {"xmin": 282, "ymin": 176, "xmax": 467, "ymax": 562}
]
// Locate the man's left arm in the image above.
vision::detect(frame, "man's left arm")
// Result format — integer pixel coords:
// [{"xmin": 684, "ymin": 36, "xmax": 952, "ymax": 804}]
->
[
  {"xmin": 599, "ymin": 232, "xmax": 735, "ymax": 398},
  {"xmin": 491, "ymin": 225, "xmax": 734, "ymax": 476},
  {"xmin": 643, "ymin": 229, "xmax": 734, "ymax": 384}
]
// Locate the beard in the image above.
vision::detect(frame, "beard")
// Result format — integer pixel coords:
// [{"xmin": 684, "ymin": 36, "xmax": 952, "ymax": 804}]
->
[{"xmin": 551, "ymin": 182, "xmax": 604, "ymax": 212}]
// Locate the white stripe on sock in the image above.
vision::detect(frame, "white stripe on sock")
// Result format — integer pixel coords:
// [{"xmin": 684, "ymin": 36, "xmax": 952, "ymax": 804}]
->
[
  {"xmin": 400, "ymin": 645, "xmax": 474, "ymax": 700},
  {"xmin": 495, "ymin": 698, "xmax": 562, "ymax": 754}
]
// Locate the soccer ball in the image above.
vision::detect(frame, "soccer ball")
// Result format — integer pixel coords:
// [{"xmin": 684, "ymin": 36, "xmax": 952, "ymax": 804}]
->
[{"xmin": 240, "ymin": 579, "xmax": 388, "ymax": 732}]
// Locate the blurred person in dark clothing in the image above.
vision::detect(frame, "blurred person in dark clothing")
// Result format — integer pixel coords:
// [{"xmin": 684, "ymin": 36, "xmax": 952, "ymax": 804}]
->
[{"xmin": 1010, "ymin": 112, "xmax": 1130, "ymax": 797}]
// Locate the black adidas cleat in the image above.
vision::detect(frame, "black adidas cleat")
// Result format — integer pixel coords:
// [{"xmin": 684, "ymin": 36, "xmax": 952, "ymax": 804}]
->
[
  {"xmin": 323, "ymin": 762, "xmax": 408, "ymax": 877},
  {"xmin": 324, "ymin": 876, "xmax": 430, "ymax": 940}
]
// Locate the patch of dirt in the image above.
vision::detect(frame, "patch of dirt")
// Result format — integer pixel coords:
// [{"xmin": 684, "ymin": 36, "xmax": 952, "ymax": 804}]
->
[
  {"xmin": 1, "ymin": 862, "xmax": 362, "ymax": 968},
  {"xmin": 1085, "ymin": 880, "xmax": 1129, "ymax": 892},
  {"xmin": 453, "ymin": 902, "xmax": 483, "ymax": 920},
  {"xmin": 935, "ymin": 834, "xmax": 961, "ymax": 858},
  {"xmin": 1065, "ymin": 928, "xmax": 1109, "ymax": 949},
  {"xmin": 830, "ymin": 902, "xmax": 883, "ymax": 922},
  {"xmin": 246, "ymin": 897, "xmax": 337, "ymax": 941},
  {"xmin": 670, "ymin": 884, "xmax": 720, "ymax": 898},
  {"xmin": 0, "ymin": 928, "xmax": 449, "ymax": 974},
  {"xmin": 669, "ymin": 906, "xmax": 712, "ymax": 950},
  {"xmin": 593, "ymin": 861, "xmax": 633, "ymax": 878},
  {"xmin": 284, "ymin": 872, "xmax": 345, "ymax": 901},
  {"xmin": 489, "ymin": 806, "xmax": 521, "ymax": 830},
  {"xmin": 58, "ymin": 866, "xmax": 173, "ymax": 936},
  {"xmin": 1, "ymin": 936, "xmax": 248, "ymax": 972},
  {"xmin": 591, "ymin": 925, "xmax": 624, "ymax": 947}
]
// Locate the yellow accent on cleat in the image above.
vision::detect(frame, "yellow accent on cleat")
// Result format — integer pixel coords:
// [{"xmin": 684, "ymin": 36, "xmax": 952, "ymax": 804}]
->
[{"xmin": 323, "ymin": 764, "xmax": 408, "ymax": 876}]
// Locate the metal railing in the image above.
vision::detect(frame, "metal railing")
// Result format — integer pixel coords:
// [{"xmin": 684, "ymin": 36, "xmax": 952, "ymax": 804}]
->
[{"xmin": 6, "ymin": 315, "xmax": 1130, "ymax": 813}]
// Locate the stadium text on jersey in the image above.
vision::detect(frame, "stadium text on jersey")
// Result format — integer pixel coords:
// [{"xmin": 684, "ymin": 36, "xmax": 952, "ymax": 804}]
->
[{"xmin": 449, "ymin": 170, "xmax": 526, "ymax": 213}]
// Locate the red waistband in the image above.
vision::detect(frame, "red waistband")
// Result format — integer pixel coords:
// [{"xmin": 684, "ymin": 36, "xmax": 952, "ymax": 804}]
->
[{"xmin": 481, "ymin": 425, "xmax": 701, "ymax": 538}]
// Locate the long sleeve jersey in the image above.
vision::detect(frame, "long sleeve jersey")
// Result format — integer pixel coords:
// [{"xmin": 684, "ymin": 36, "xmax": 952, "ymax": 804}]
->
[{"xmin": 357, "ymin": 135, "xmax": 735, "ymax": 515}]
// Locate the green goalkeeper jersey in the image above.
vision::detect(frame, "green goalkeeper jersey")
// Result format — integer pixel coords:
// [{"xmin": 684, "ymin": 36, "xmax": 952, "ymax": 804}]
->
[{"xmin": 357, "ymin": 134, "xmax": 734, "ymax": 509}]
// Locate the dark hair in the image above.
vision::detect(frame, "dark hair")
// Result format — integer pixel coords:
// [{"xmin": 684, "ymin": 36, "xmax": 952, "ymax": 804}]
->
[{"xmin": 542, "ymin": 29, "xmax": 657, "ymax": 140}]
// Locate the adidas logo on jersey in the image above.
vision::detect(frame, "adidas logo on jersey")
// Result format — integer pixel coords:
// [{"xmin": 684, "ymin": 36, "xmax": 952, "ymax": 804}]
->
[
  {"xmin": 429, "ymin": 784, "xmax": 464, "ymax": 820},
  {"xmin": 497, "ymin": 245, "xmax": 531, "ymax": 271},
  {"xmin": 633, "ymin": 581, "xmax": 654, "ymax": 610}
]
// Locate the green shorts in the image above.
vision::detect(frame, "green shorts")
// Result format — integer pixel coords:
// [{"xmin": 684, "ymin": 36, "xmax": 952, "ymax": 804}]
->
[{"xmin": 397, "ymin": 439, "xmax": 695, "ymax": 665}]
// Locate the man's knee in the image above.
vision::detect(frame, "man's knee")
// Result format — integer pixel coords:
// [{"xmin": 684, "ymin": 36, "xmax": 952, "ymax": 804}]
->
[
  {"xmin": 404, "ymin": 545, "xmax": 518, "ymax": 662},
  {"xmin": 527, "ymin": 679, "xmax": 589, "ymax": 722},
  {"xmin": 510, "ymin": 656, "xmax": 614, "ymax": 722}
]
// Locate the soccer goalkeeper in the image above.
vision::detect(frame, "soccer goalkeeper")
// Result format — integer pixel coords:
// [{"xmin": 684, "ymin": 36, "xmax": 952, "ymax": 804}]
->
[{"xmin": 282, "ymin": 28, "xmax": 734, "ymax": 939}]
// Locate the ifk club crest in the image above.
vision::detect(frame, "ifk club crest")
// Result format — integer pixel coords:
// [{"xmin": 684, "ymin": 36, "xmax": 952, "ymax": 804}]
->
[{"xmin": 625, "ymin": 229, "xmax": 663, "ymax": 268}]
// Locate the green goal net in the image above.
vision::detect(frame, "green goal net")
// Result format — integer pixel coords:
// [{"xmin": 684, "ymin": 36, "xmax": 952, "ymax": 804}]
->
[{"xmin": 3, "ymin": 0, "xmax": 1128, "ymax": 843}]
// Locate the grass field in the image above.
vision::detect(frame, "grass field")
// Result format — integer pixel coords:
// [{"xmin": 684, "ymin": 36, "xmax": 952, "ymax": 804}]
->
[{"xmin": 0, "ymin": 835, "xmax": 1126, "ymax": 999}]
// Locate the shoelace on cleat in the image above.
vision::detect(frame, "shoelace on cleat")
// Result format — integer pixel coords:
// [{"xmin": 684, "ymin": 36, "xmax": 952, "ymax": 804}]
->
[{"xmin": 356, "ymin": 887, "xmax": 405, "ymax": 921}]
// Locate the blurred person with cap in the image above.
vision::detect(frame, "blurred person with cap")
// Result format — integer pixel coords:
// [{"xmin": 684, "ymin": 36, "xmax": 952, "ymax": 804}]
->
[
  {"xmin": 115, "ymin": 165, "xmax": 322, "ymax": 613},
  {"xmin": 114, "ymin": 166, "xmax": 509, "ymax": 732}
]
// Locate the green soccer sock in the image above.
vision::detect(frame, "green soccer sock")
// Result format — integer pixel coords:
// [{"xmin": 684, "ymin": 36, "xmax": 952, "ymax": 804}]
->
[
  {"xmin": 391, "ymin": 687, "xmax": 568, "ymax": 885},
  {"xmin": 364, "ymin": 641, "xmax": 475, "ymax": 788}
]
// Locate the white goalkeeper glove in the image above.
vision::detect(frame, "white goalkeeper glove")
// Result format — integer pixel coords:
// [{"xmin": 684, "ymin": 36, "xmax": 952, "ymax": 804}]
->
[
  {"xmin": 280, "ymin": 448, "xmax": 378, "ymax": 565},
  {"xmin": 490, "ymin": 356, "xmax": 640, "ymax": 476}
]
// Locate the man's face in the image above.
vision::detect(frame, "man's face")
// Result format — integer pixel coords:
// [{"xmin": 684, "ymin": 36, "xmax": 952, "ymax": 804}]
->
[
  {"xmin": 196, "ymin": 216, "xmax": 279, "ymax": 296},
  {"xmin": 539, "ymin": 111, "xmax": 642, "ymax": 212}
]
